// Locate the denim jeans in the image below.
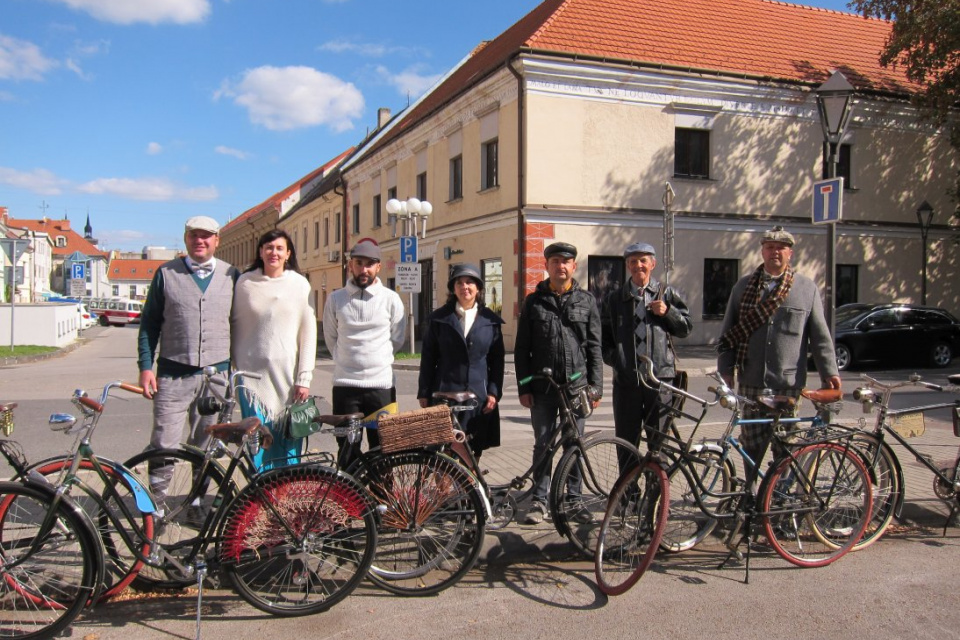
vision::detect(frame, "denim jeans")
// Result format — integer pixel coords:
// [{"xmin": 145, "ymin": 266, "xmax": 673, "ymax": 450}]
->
[{"xmin": 529, "ymin": 392, "xmax": 585, "ymax": 505}]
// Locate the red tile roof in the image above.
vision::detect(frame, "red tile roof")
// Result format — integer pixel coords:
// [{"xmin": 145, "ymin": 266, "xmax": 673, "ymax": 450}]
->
[
  {"xmin": 221, "ymin": 147, "xmax": 354, "ymax": 233},
  {"xmin": 5, "ymin": 216, "xmax": 108, "ymax": 259},
  {"xmin": 107, "ymin": 259, "xmax": 166, "ymax": 282},
  {"xmin": 373, "ymin": 0, "xmax": 910, "ymax": 152}
]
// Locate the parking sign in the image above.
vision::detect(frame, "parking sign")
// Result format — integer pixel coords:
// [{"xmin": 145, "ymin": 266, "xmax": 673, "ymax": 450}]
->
[
  {"xmin": 400, "ymin": 236, "xmax": 418, "ymax": 263},
  {"xmin": 71, "ymin": 263, "xmax": 85, "ymax": 280}
]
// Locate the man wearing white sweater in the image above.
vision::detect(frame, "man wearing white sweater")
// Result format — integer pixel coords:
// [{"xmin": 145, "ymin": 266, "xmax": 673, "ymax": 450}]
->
[{"xmin": 323, "ymin": 240, "xmax": 406, "ymax": 468}]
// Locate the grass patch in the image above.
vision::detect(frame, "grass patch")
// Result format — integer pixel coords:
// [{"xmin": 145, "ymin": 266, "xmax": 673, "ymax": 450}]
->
[
  {"xmin": 1, "ymin": 345, "xmax": 58, "ymax": 357},
  {"xmin": 394, "ymin": 351, "xmax": 420, "ymax": 360}
]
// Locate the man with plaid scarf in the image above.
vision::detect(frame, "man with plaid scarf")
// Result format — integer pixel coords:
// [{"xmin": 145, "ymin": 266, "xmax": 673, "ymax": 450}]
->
[{"xmin": 717, "ymin": 226, "xmax": 840, "ymax": 470}]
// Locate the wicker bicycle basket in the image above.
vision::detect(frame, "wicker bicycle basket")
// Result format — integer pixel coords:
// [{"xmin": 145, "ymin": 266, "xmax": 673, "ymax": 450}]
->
[{"xmin": 378, "ymin": 405, "xmax": 455, "ymax": 454}]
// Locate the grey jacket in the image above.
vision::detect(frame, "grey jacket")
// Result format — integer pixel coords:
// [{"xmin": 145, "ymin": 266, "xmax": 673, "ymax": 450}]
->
[{"xmin": 717, "ymin": 270, "xmax": 838, "ymax": 391}]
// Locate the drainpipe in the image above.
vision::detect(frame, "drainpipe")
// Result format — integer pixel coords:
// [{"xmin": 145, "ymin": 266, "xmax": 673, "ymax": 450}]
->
[{"xmin": 508, "ymin": 57, "xmax": 526, "ymax": 315}]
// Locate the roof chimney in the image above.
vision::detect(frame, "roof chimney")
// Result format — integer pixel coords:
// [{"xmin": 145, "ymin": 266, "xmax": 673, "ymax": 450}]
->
[{"xmin": 377, "ymin": 107, "xmax": 391, "ymax": 129}]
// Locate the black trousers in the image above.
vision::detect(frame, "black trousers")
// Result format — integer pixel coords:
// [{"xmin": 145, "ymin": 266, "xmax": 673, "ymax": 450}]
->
[
  {"xmin": 612, "ymin": 378, "xmax": 664, "ymax": 473},
  {"xmin": 332, "ymin": 386, "xmax": 395, "ymax": 470}
]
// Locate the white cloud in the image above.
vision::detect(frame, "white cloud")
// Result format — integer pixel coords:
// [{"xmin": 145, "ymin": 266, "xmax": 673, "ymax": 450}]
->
[
  {"xmin": 52, "ymin": 0, "xmax": 211, "ymax": 25},
  {"xmin": 376, "ymin": 64, "xmax": 442, "ymax": 100},
  {"xmin": 216, "ymin": 65, "xmax": 364, "ymax": 132},
  {"xmin": 77, "ymin": 177, "xmax": 218, "ymax": 201},
  {"xmin": 0, "ymin": 167, "xmax": 68, "ymax": 195},
  {"xmin": 146, "ymin": 142, "xmax": 163, "ymax": 155},
  {"xmin": 64, "ymin": 58, "xmax": 92, "ymax": 80},
  {"xmin": 0, "ymin": 35, "xmax": 58, "ymax": 81},
  {"xmin": 318, "ymin": 39, "xmax": 426, "ymax": 58},
  {"xmin": 214, "ymin": 145, "xmax": 251, "ymax": 160}
]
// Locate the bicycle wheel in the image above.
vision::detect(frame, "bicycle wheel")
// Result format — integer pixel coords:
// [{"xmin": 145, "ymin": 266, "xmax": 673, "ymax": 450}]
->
[
  {"xmin": 23, "ymin": 458, "xmax": 154, "ymax": 601},
  {"xmin": 0, "ymin": 480, "xmax": 100, "ymax": 639},
  {"xmin": 847, "ymin": 433, "xmax": 900, "ymax": 550},
  {"xmin": 354, "ymin": 449, "xmax": 485, "ymax": 596},
  {"xmin": 760, "ymin": 442, "xmax": 871, "ymax": 568},
  {"xmin": 594, "ymin": 460, "xmax": 668, "ymax": 596},
  {"xmin": 550, "ymin": 434, "xmax": 640, "ymax": 559},
  {"xmin": 124, "ymin": 447, "xmax": 233, "ymax": 590},
  {"xmin": 661, "ymin": 445, "xmax": 735, "ymax": 553},
  {"xmin": 220, "ymin": 464, "xmax": 377, "ymax": 616}
]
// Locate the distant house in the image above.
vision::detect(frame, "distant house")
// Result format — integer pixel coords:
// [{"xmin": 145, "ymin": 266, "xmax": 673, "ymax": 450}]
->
[{"xmin": 107, "ymin": 259, "xmax": 166, "ymax": 300}]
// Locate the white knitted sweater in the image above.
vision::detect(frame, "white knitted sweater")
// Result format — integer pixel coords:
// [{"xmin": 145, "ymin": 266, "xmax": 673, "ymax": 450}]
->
[{"xmin": 232, "ymin": 269, "xmax": 317, "ymax": 420}]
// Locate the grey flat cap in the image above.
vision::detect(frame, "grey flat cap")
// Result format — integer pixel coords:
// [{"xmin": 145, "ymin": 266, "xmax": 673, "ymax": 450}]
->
[
  {"xmin": 624, "ymin": 242, "xmax": 656, "ymax": 257},
  {"xmin": 761, "ymin": 225, "xmax": 795, "ymax": 246},
  {"xmin": 350, "ymin": 241, "xmax": 381, "ymax": 262}
]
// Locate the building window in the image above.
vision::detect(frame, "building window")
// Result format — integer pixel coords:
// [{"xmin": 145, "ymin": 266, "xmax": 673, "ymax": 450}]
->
[
  {"xmin": 674, "ymin": 128, "xmax": 710, "ymax": 179},
  {"xmin": 416, "ymin": 172, "xmax": 427, "ymax": 201},
  {"xmin": 56, "ymin": 236, "xmax": 66, "ymax": 247},
  {"xmin": 703, "ymin": 258, "xmax": 738, "ymax": 318},
  {"xmin": 481, "ymin": 258, "xmax": 503, "ymax": 315},
  {"xmin": 387, "ymin": 186, "xmax": 397, "ymax": 202},
  {"xmin": 587, "ymin": 257, "xmax": 625, "ymax": 308},
  {"xmin": 112, "ymin": 285, "xmax": 119, "ymax": 296},
  {"xmin": 314, "ymin": 221, "xmax": 320, "ymax": 249},
  {"xmin": 302, "ymin": 225, "xmax": 307, "ymax": 253},
  {"xmin": 352, "ymin": 204, "xmax": 360, "ymax": 234},
  {"xmin": 449, "ymin": 155, "xmax": 463, "ymax": 200},
  {"xmin": 129, "ymin": 285, "xmax": 136, "ymax": 298},
  {"xmin": 822, "ymin": 143, "xmax": 853, "ymax": 186},
  {"xmin": 481, "ymin": 139, "xmax": 498, "ymax": 190},
  {"xmin": 837, "ymin": 264, "xmax": 858, "ymax": 307},
  {"xmin": 373, "ymin": 194, "xmax": 382, "ymax": 228},
  {"xmin": 324, "ymin": 218, "xmax": 330, "ymax": 246},
  {"xmin": 335, "ymin": 213, "xmax": 341, "ymax": 242}
]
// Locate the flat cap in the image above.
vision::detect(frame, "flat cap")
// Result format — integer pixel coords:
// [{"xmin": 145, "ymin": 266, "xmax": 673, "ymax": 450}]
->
[
  {"xmin": 624, "ymin": 242, "xmax": 656, "ymax": 258},
  {"xmin": 761, "ymin": 225, "xmax": 795, "ymax": 246},
  {"xmin": 544, "ymin": 242, "xmax": 577, "ymax": 260},
  {"xmin": 350, "ymin": 240, "xmax": 381, "ymax": 262},
  {"xmin": 184, "ymin": 216, "xmax": 220, "ymax": 234}
]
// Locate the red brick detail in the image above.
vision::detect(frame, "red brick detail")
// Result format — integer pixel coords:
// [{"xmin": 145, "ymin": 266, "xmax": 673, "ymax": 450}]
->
[{"xmin": 525, "ymin": 222, "xmax": 555, "ymax": 240}]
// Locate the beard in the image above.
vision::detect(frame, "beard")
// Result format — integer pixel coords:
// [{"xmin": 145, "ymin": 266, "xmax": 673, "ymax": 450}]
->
[{"xmin": 352, "ymin": 273, "xmax": 374, "ymax": 289}]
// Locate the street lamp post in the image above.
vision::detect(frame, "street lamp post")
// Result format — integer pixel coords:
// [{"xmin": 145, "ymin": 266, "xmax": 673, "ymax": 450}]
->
[
  {"xmin": 916, "ymin": 200, "xmax": 935, "ymax": 306},
  {"xmin": 815, "ymin": 70, "xmax": 855, "ymax": 336},
  {"xmin": 386, "ymin": 197, "xmax": 433, "ymax": 355}
]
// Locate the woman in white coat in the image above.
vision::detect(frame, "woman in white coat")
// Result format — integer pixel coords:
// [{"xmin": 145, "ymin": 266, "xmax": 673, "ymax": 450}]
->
[{"xmin": 232, "ymin": 229, "xmax": 316, "ymax": 470}]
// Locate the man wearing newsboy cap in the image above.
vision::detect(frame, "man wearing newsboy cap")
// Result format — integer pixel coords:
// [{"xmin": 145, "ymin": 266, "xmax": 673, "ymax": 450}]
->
[
  {"xmin": 717, "ymin": 226, "xmax": 840, "ymax": 473},
  {"xmin": 601, "ymin": 241, "xmax": 692, "ymax": 468},
  {"xmin": 514, "ymin": 241, "xmax": 603, "ymax": 525},
  {"xmin": 137, "ymin": 216, "xmax": 239, "ymax": 507}
]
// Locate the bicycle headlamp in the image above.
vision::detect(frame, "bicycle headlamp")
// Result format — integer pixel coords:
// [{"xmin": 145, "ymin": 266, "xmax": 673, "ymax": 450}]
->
[
  {"xmin": 719, "ymin": 394, "xmax": 738, "ymax": 410},
  {"xmin": 852, "ymin": 387, "xmax": 875, "ymax": 412}
]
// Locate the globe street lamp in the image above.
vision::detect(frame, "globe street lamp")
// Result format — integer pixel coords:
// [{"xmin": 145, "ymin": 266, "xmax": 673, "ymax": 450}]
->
[
  {"xmin": 815, "ymin": 69, "xmax": 855, "ymax": 335},
  {"xmin": 385, "ymin": 197, "xmax": 433, "ymax": 354},
  {"xmin": 916, "ymin": 200, "xmax": 935, "ymax": 305}
]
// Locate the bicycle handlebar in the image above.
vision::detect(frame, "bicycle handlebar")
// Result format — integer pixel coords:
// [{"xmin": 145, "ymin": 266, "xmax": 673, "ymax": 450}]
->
[
  {"xmin": 857, "ymin": 372, "xmax": 945, "ymax": 395},
  {"xmin": 635, "ymin": 355, "xmax": 721, "ymax": 408}
]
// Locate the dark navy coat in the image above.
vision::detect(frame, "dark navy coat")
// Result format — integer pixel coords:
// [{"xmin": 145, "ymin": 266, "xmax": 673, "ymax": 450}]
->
[{"xmin": 417, "ymin": 302, "xmax": 506, "ymax": 452}]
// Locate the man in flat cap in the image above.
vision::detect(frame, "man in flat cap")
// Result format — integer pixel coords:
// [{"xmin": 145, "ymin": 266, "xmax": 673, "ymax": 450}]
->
[
  {"xmin": 717, "ymin": 226, "xmax": 840, "ymax": 472},
  {"xmin": 515, "ymin": 241, "xmax": 603, "ymax": 525},
  {"xmin": 323, "ymin": 239, "xmax": 406, "ymax": 468},
  {"xmin": 137, "ymin": 215, "xmax": 239, "ymax": 509},
  {"xmin": 601, "ymin": 241, "xmax": 692, "ymax": 467}
]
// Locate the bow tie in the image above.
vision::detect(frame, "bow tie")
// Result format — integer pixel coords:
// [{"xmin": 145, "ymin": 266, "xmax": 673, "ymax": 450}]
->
[{"xmin": 188, "ymin": 259, "xmax": 214, "ymax": 278}]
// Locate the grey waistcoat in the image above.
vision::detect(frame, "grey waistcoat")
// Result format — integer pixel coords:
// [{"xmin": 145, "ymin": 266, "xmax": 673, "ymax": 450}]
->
[{"xmin": 157, "ymin": 259, "xmax": 234, "ymax": 367}]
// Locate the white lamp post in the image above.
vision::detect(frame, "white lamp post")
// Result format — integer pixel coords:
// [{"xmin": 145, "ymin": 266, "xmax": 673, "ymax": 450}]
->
[
  {"xmin": 385, "ymin": 197, "xmax": 432, "ymax": 354},
  {"xmin": 814, "ymin": 70, "xmax": 855, "ymax": 335}
]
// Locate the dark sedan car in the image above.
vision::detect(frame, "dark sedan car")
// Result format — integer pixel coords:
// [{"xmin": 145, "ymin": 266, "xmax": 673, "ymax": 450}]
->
[{"xmin": 833, "ymin": 303, "xmax": 960, "ymax": 371}]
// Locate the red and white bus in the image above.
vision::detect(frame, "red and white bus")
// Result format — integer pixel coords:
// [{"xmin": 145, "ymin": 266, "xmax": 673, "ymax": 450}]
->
[{"xmin": 98, "ymin": 298, "xmax": 143, "ymax": 326}]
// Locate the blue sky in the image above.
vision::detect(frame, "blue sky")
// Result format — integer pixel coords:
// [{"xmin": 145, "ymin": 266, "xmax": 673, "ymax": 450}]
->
[{"xmin": 2, "ymin": 0, "xmax": 859, "ymax": 252}]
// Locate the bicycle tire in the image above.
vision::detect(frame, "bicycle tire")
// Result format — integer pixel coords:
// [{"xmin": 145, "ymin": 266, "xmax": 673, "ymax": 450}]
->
[
  {"xmin": 760, "ymin": 442, "xmax": 871, "ymax": 568},
  {"xmin": 124, "ymin": 447, "xmax": 234, "ymax": 590},
  {"xmin": 354, "ymin": 449, "xmax": 485, "ymax": 596},
  {"xmin": 847, "ymin": 432, "xmax": 901, "ymax": 550},
  {"xmin": 594, "ymin": 460, "xmax": 669, "ymax": 596},
  {"xmin": 550, "ymin": 434, "xmax": 640, "ymax": 559},
  {"xmin": 220, "ymin": 464, "xmax": 377, "ymax": 616},
  {"xmin": 0, "ymin": 480, "xmax": 100, "ymax": 639},
  {"xmin": 21, "ymin": 457, "xmax": 154, "ymax": 602},
  {"xmin": 661, "ymin": 444, "xmax": 735, "ymax": 553}
]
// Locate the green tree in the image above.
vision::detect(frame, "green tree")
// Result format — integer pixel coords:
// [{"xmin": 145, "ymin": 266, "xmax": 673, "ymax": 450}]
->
[{"xmin": 849, "ymin": 1, "xmax": 960, "ymax": 217}]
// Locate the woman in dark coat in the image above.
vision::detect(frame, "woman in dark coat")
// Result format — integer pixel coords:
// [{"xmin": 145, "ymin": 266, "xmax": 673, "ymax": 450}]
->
[{"xmin": 418, "ymin": 264, "xmax": 505, "ymax": 457}]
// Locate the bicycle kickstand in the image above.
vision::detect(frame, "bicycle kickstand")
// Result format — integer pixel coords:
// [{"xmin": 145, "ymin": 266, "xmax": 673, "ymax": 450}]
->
[
  {"xmin": 194, "ymin": 561, "xmax": 207, "ymax": 640},
  {"xmin": 944, "ymin": 503, "xmax": 959, "ymax": 538}
]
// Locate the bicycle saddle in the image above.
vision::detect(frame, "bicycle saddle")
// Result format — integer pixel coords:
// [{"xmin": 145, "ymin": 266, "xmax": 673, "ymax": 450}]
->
[
  {"xmin": 206, "ymin": 416, "xmax": 273, "ymax": 449},
  {"xmin": 801, "ymin": 388, "xmax": 843, "ymax": 404},
  {"xmin": 315, "ymin": 413, "xmax": 364, "ymax": 427},
  {"xmin": 432, "ymin": 391, "xmax": 477, "ymax": 404},
  {"xmin": 757, "ymin": 395, "xmax": 797, "ymax": 413}
]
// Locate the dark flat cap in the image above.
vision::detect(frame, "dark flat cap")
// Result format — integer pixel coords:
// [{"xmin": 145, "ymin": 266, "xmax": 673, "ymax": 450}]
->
[
  {"xmin": 624, "ymin": 242, "xmax": 656, "ymax": 257},
  {"xmin": 544, "ymin": 242, "xmax": 577, "ymax": 259}
]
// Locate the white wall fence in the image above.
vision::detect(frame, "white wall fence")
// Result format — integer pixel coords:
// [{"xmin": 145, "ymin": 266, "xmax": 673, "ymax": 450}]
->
[{"xmin": 0, "ymin": 304, "xmax": 79, "ymax": 348}]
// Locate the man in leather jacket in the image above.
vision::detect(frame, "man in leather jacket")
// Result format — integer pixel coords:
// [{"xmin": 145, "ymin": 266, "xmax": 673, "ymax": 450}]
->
[
  {"xmin": 601, "ymin": 242, "xmax": 692, "ymax": 465},
  {"xmin": 515, "ymin": 242, "xmax": 603, "ymax": 525}
]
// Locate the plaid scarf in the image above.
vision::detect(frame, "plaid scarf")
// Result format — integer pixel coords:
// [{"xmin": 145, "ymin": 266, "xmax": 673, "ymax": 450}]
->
[{"xmin": 718, "ymin": 264, "xmax": 794, "ymax": 369}]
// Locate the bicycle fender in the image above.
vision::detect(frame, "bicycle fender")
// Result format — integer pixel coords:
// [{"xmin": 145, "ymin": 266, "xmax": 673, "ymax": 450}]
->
[{"xmin": 105, "ymin": 461, "xmax": 157, "ymax": 514}]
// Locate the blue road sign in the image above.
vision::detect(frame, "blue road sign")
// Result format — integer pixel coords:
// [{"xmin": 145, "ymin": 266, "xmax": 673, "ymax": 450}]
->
[
  {"xmin": 812, "ymin": 177, "xmax": 843, "ymax": 225},
  {"xmin": 71, "ymin": 263, "xmax": 85, "ymax": 280},
  {"xmin": 400, "ymin": 236, "xmax": 418, "ymax": 263}
]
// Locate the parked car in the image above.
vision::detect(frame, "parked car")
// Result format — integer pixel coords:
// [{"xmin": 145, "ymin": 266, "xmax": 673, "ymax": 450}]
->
[
  {"xmin": 833, "ymin": 303, "xmax": 960, "ymax": 370},
  {"xmin": 48, "ymin": 296, "xmax": 97, "ymax": 330}
]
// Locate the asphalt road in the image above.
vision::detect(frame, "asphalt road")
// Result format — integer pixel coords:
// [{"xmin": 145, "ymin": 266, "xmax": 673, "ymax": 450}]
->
[{"xmin": 1, "ymin": 326, "xmax": 959, "ymax": 640}]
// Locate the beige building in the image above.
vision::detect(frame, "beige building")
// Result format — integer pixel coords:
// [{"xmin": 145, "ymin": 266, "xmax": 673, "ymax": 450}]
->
[{"xmin": 334, "ymin": 0, "xmax": 957, "ymax": 349}]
